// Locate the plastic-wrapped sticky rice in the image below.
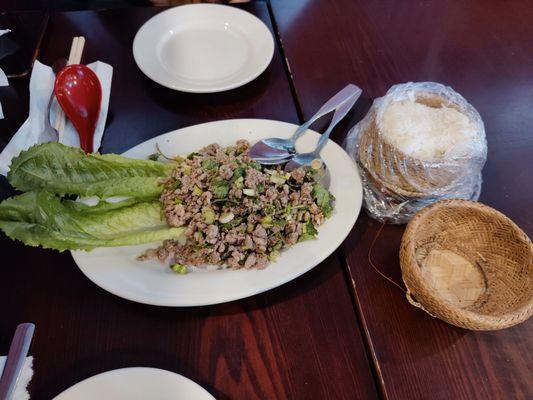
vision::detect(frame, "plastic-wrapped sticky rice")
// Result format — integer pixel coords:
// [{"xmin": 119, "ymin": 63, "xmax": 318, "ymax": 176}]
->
[{"xmin": 344, "ymin": 82, "xmax": 487, "ymax": 224}]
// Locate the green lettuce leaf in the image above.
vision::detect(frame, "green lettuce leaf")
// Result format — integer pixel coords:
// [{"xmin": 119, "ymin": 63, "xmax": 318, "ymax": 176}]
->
[
  {"xmin": 298, "ymin": 221, "xmax": 318, "ymax": 242},
  {"xmin": 7, "ymin": 142, "xmax": 174, "ymax": 199},
  {"xmin": 0, "ymin": 191, "xmax": 184, "ymax": 251}
]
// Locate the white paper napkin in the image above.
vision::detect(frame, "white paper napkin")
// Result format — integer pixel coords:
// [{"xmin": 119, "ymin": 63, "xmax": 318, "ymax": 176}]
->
[
  {"xmin": 0, "ymin": 29, "xmax": 11, "ymax": 120},
  {"xmin": 0, "ymin": 356, "xmax": 34, "ymax": 400},
  {"xmin": 0, "ymin": 60, "xmax": 113, "ymax": 176}
]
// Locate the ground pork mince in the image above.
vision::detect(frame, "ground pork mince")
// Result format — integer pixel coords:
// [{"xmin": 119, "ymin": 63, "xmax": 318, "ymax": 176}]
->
[{"xmin": 138, "ymin": 140, "xmax": 335, "ymax": 271}]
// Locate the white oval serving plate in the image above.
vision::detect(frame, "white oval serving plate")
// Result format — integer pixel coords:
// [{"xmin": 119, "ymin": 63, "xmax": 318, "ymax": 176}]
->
[
  {"xmin": 71, "ymin": 119, "xmax": 362, "ymax": 306},
  {"xmin": 133, "ymin": 4, "xmax": 274, "ymax": 93},
  {"xmin": 53, "ymin": 368, "xmax": 214, "ymax": 400}
]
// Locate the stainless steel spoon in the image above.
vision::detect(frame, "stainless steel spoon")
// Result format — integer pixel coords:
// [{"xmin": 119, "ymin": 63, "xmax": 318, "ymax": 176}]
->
[
  {"xmin": 284, "ymin": 86, "xmax": 360, "ymax": 173},
  {"xmin": 249, "ymin": 84, "xmax": 362, "ymax": 164}
]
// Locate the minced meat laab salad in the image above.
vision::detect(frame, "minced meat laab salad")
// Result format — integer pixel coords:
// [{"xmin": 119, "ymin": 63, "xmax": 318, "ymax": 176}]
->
[
  {"xmin": 139, "ymin": 140, "xmax": 334, "ymax": 270},
  {"xmin": 0, "ymin": 140, "xmax": 334, "ymax": 272}
]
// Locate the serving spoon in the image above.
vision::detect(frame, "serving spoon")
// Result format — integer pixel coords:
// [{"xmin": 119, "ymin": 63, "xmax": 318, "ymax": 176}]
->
[
  {"xmin": 54, "ymin": 64, "xmax": 102, "ymax": 153},
  {"xmin": 284, "ymin": 87, "xmax": 359, "ymax": 173},
  {"xmin": 284, "ymin": 89, "xmax": 360, "ymax": 189},
  {"xmin": 249, "ymin": 84, "xmax": 362, "ymax": 164}
]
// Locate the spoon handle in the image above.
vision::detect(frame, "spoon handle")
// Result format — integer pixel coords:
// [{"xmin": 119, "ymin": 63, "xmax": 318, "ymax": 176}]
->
[
  {"xmin": 314, "ymin": 85, "xmax": 362, "ymax": 154},
  {"xmin": 291, "ymin": 84, "xmax": 362, "ymax": 143}
]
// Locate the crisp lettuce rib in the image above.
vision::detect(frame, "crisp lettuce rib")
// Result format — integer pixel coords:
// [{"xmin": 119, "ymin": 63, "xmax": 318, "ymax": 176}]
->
[
  {"xmin": 0, "ymin": 191, "xmax": 184, "ymax": 251},
  {"xmin": 7, "ymin": 142, "xmax": 174, "ymax": 199}
]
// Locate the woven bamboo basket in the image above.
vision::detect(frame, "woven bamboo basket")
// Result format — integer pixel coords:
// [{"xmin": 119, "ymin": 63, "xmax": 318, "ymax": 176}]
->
[
  {"xmin": 357, "ymin": 91, "xmax": 482, "ymax": 195},
  {"xmin": 400, "ymin": 199, "xmax": 533, "ymax": 330}
]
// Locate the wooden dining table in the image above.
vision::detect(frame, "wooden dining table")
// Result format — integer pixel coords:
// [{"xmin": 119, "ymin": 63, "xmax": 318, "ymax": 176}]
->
[{"xmin": 0, "ymin": 1, "xmax": 531, "ymax": 399}]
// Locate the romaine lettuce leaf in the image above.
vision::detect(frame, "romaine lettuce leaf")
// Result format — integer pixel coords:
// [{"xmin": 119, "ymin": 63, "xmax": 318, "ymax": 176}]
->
[
  {"xmin": 0, "ymin": 191, "xmax": 184, "ymax": 251},
  {"xmin": 7, "ymin": 142, "xmax": 174, "ymax": 199}
]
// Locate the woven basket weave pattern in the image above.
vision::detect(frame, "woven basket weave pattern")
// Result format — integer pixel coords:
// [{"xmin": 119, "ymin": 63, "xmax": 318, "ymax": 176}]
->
[{"xmin": 400, "ymin": 200, "xmax": 533, "ymax": 330}]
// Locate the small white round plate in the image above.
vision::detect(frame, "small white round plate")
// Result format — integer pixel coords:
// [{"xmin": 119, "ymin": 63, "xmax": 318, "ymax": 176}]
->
[
  {"xmin": 133, "ymin": 4, "xmax": 275, "ymax": 92},
  {"xmin": 53, "ymin": 368, "xmax": 214, "ymax": 400},
  {"xmin": 71, "ymin": 119, "xmax": 362, "ymax": 306}
]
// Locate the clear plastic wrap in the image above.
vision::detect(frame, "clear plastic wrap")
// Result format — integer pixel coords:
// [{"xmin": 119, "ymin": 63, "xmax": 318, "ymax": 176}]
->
[{"xmin": 344, "ymin": 82, "xmax": 487, "ymax": 224}]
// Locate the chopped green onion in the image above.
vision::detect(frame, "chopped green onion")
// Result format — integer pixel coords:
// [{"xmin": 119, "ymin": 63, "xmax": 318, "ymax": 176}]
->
[
  {"xmin": 261, "ymin": 215, "xmax": 272, "ymax": 227},
  {"xmin": 268, "ymin": 251, "xmax": 280, "ymax": 262},
  {"xmin": 202, "ymin": 208, "xmax": 216, "ymax": 224},
  {"xmin": 192, "ymin": 185, "xmax": 203, "ymax": 196},
  {"xmin": 234, "ymin": 176, "xmax": 244, "ymax": 189},
  {"xmin": 171, "ymin": 263, "xmax": 188, "ymax": 274}
]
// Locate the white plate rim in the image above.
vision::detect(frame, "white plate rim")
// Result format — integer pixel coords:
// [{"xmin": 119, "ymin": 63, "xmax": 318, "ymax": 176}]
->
[
  {"xmin": 52, "ymin": 367, "xmax": 215, "ymax": 399},
  {"xmin": 71, "ymin": 119, "xmax": 362, "ymax": 307},
  {"xmin": 132, "ymin": 4, "xmax": 275, "ymax": 93}
]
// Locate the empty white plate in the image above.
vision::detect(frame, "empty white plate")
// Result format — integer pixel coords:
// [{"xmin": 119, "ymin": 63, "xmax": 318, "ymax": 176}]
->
[
  {"xmin": 53, "ymin": 368, "xmax": 215, "ymax": 400},
  {"xmin": 133, "ymin": 4, "xmax": 275, "ymax": 92}
]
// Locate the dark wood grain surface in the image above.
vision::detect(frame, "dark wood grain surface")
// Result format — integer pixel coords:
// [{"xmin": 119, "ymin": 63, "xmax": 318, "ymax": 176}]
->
[
  {"xmin": 270, "ymin": 1, "xmax": 533, "ymax": 399},
  {"xmin": 0, "ymin": 5, "xmax": 379, "ymax": 399}
]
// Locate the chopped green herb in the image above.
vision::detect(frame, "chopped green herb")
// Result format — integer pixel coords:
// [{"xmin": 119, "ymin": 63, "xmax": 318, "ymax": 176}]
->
[
  {"xmin": 212, "ymin": 180, "xmax": 229, "ymax": 198},
  {"xmin": 232, "ymin": 167, "xmax": 246, "ymax": 180},
  {"xmin": 148, "ymin": 153, "xmax": 160, "ymax": 161},
  {"xmin": 272, "ymin": 219, "xmax": 287, "ymax": 228},
  {"xmin": 263, "ymin": 204, "xmax": 276, "ymax": 215},
  {"xmin": 168, "ymin": 180, "xmax": 182, "ymax": 190},
  {"xmin": 248, "ymin": 162, "xmax": 261, "ymax": 170},
  {"xmin": 257, "ymin": 184, "xmax": 265, "ymax": 194},
  {"xmin": 202, "ymin": 159, "xmax": 219, "ymax": 170},
  {"xmin": 298, "ymin": 221, "xmax": 318, "ymax": 242},
  {"xmin": 312, "ymin": 183, "xmax": 334, "ymax": 218},
  {"xmin": 272, "ymin": 240, "xmax": 283, "ymax": 251},
  {"xmin": 221, "ymin": 217, "xmax": 242, "ymax": 229},
  {"xmin": 187, "ymin": 152, "xmax": 199, "ymax": 160}
]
